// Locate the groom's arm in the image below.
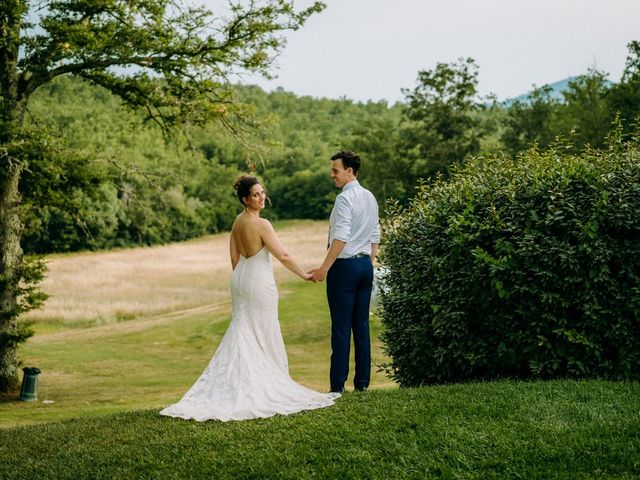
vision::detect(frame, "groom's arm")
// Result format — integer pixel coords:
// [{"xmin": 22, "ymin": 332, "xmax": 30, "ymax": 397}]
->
[
  {"xmin": 310, "ymin": 239, "xmax": 346, "ymax": 282},
  {"xmin": 370, "ymin": 202, "xmax": 380, "ymax": 264},
  {"xmin": 370, "ymin": 243, "xmax": 379, "ymax": 264}
]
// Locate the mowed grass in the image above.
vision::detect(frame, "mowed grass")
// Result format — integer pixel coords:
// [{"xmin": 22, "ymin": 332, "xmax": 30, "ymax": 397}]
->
[
  {"xmin": 1, "ymin": 220, "xmax": 393, "ymax": 427},
  {"xmin": 1, "ymin": 381, "xmax": 639, "ymax": 479}
]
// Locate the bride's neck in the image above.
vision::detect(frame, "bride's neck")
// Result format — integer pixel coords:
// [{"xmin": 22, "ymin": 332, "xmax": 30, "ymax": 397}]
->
[{"xmin": 244, "ymin": 208, "xmax": 260, "ymax": 218}]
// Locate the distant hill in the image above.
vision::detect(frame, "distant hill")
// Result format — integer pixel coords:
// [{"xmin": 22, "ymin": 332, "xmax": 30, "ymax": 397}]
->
[
  {"xmin": 504, "ymin": 76, "xmax": 615, "ymax": 105},
  {"xmin": 503, "ymin": 77, "xmax": 576, "ymax": 105}
]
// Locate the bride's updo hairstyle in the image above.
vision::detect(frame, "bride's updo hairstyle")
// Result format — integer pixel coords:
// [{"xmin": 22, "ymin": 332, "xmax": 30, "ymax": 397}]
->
[{"xmin": 233, "ymin": 174, "xmax": 267, "ymax": 206}]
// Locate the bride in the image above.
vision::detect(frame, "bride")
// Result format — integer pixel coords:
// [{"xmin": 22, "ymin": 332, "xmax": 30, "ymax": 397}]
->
[{"xmin": 160, "ymin": 175, "xmax": 339, "ymax": 421}]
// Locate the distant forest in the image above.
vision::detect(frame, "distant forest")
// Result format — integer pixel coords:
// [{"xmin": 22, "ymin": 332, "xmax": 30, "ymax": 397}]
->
[{"xmin": 22, "ymin": 42, "xmax": 640, "ymax": 254}]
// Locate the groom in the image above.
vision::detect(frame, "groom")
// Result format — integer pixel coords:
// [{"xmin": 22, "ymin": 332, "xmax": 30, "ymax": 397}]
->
[{"xmin": 310, "ymin": 151, "xmax": 380, "ymax": 393}]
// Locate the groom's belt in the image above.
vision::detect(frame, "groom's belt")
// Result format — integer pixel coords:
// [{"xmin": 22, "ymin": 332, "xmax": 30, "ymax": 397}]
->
[{"xmin": 344, "ymin": 253, "xmax": 369, "ymax": 259}]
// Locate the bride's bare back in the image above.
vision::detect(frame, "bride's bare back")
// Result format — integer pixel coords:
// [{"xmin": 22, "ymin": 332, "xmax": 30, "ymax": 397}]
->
[
  {"xmin": 231, "ymin": 212, "xmax": 267, "ymax": 259},
  {"xmin": 229, "ymin": 212, "xmax": 310, "ymax": 280}
]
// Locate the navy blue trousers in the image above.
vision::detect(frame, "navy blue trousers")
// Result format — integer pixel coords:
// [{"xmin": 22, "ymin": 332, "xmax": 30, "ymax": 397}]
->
[{"xmin": 326, "ymin": 257, "xmax": 373, "ymax": 392}]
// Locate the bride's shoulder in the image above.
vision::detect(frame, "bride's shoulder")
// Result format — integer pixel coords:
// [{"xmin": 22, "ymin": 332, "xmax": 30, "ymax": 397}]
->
[
  {"xmin": 259, "ymin": 217, "xmax": 274, "ymax": 229},
  {"xmin": 230, "ymin": 215, "xmax": 243, "ymax": 231}
]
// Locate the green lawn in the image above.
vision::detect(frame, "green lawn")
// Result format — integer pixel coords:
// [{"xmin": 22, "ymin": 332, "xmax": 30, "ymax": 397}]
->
[
  {"xmin": 0, "ymin": 279, "xmax": 392, "ymax": 428},
  {"xmin": 1, "ymin": 381, "xmax": 638, "ymax": 479}
]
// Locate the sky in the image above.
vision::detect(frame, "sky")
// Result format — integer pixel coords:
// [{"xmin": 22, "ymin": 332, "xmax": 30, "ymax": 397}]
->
[{"xmin": 202, "ymin": 0, "xmax": 640, "ymax": 104}]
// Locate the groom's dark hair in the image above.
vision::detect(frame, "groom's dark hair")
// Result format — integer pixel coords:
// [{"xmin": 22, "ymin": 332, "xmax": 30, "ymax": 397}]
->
[{"xmin": 331, "ymin": 150, "xmax": 361, "ymax": 175}]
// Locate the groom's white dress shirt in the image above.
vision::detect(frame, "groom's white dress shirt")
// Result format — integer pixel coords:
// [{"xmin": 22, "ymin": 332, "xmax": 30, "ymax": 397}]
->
[{"xmin": 329, "ymin": 180, "xmax": 380, "ymax": 259}]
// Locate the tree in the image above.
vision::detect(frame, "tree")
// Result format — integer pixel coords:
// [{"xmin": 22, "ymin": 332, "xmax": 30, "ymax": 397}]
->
[
  {"xmin": 502, "ymin": 69, "xmax": 615, "ymax": 156},
  {"xmin": 501, "ymin": 84, "xmax": 561, "ymax": 156},
  {"xmin": 0, "ymin": 0, "xmax": 324, "ymax": 393},
  {"xmin": 608, "ymin": 40, "xmax": 640, "ymax": 134},
  {"xmin": 560, "ymin": 69, "xmax": 612, "ymax": 149},
  {"xmin": 350, "ymin": 108, "xmax": 407, "ymax": 204},
  {"xmin": 397, "ymin": 58, "xmax": 482, "ymax": 192}
]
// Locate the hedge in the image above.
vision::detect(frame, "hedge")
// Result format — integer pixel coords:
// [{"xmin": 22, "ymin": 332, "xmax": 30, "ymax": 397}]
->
[{"xmin": 380, "ymin": 130, "xmax": 640, "ymax": 386}]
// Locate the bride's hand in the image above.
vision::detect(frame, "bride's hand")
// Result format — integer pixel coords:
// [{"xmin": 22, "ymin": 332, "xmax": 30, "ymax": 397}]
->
[{"xmin": 302, "ymin": 272, "xmax": 315, "ymax": 282}]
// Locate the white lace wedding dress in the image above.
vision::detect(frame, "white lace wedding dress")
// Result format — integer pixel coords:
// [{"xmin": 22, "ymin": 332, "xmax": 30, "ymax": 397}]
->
[{"xmin": 160, "ymin": 246, "xmax": 339, "ymax": 421}]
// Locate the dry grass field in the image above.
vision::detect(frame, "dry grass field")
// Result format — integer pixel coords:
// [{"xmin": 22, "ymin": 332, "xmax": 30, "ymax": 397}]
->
[{"xmin": 25, "ymin": 220, "xmax": 331, "ymax": 329}]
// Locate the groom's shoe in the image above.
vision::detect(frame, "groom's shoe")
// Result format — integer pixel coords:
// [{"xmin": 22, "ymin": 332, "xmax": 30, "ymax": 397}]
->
[
  {"xmin": 354, "ymin": 386, "xmax": 368, "ymax": 392},
  {"xmin": 330, "ymin": 386, "xmax": 344, "ymax": 394}
]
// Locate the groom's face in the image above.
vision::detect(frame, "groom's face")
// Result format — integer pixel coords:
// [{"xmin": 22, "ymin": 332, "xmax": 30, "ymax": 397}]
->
[{"xmin": 330, "ymin": 159, "xmax": 353, "ymax": 188}]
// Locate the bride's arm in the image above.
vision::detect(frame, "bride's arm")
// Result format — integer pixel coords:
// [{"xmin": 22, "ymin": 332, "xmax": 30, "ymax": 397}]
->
[
  {"xmin": 230, "ymin": 232, "xmax": 240, "ymax": 270},
  {"xmin": 260, "ymin": 220, "xmax": 311, "ymax": 279}
]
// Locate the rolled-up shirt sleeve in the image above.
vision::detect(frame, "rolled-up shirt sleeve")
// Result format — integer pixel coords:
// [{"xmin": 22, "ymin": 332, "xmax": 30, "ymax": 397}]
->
[
  {"xmin": 332, "ymin": 194, "xmax": 352, "ymax": 242},
  {"xmin": 370, "ymin": 218, "xmax": 381, "ymax": 244}
]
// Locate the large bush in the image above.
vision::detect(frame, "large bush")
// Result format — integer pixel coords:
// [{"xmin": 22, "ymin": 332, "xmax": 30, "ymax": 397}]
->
[{"xmin": 380, "ymin": 130, "xmax": 640, "ymax": 386}]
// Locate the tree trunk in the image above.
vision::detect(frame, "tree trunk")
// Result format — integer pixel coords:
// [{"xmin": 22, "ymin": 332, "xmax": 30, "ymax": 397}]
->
[
  {"xmin": 0, "ymin": 0, "xmax": 27, "ymax": 393},
  {"xmin": 0, "ymin": 160, "xmax": 24, "ymax": 392}
]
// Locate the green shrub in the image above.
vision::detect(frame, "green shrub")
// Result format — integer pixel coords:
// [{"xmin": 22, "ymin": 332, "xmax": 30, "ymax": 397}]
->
[{"xmin": 380, "ymin": 130, "xmax": 640, "ymax": 386}]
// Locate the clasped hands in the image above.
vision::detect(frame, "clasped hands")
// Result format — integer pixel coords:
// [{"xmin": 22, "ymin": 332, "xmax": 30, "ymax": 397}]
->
[{"xmin": 304, "ymin": 267, "xmax": 327, "ymax": 283}]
